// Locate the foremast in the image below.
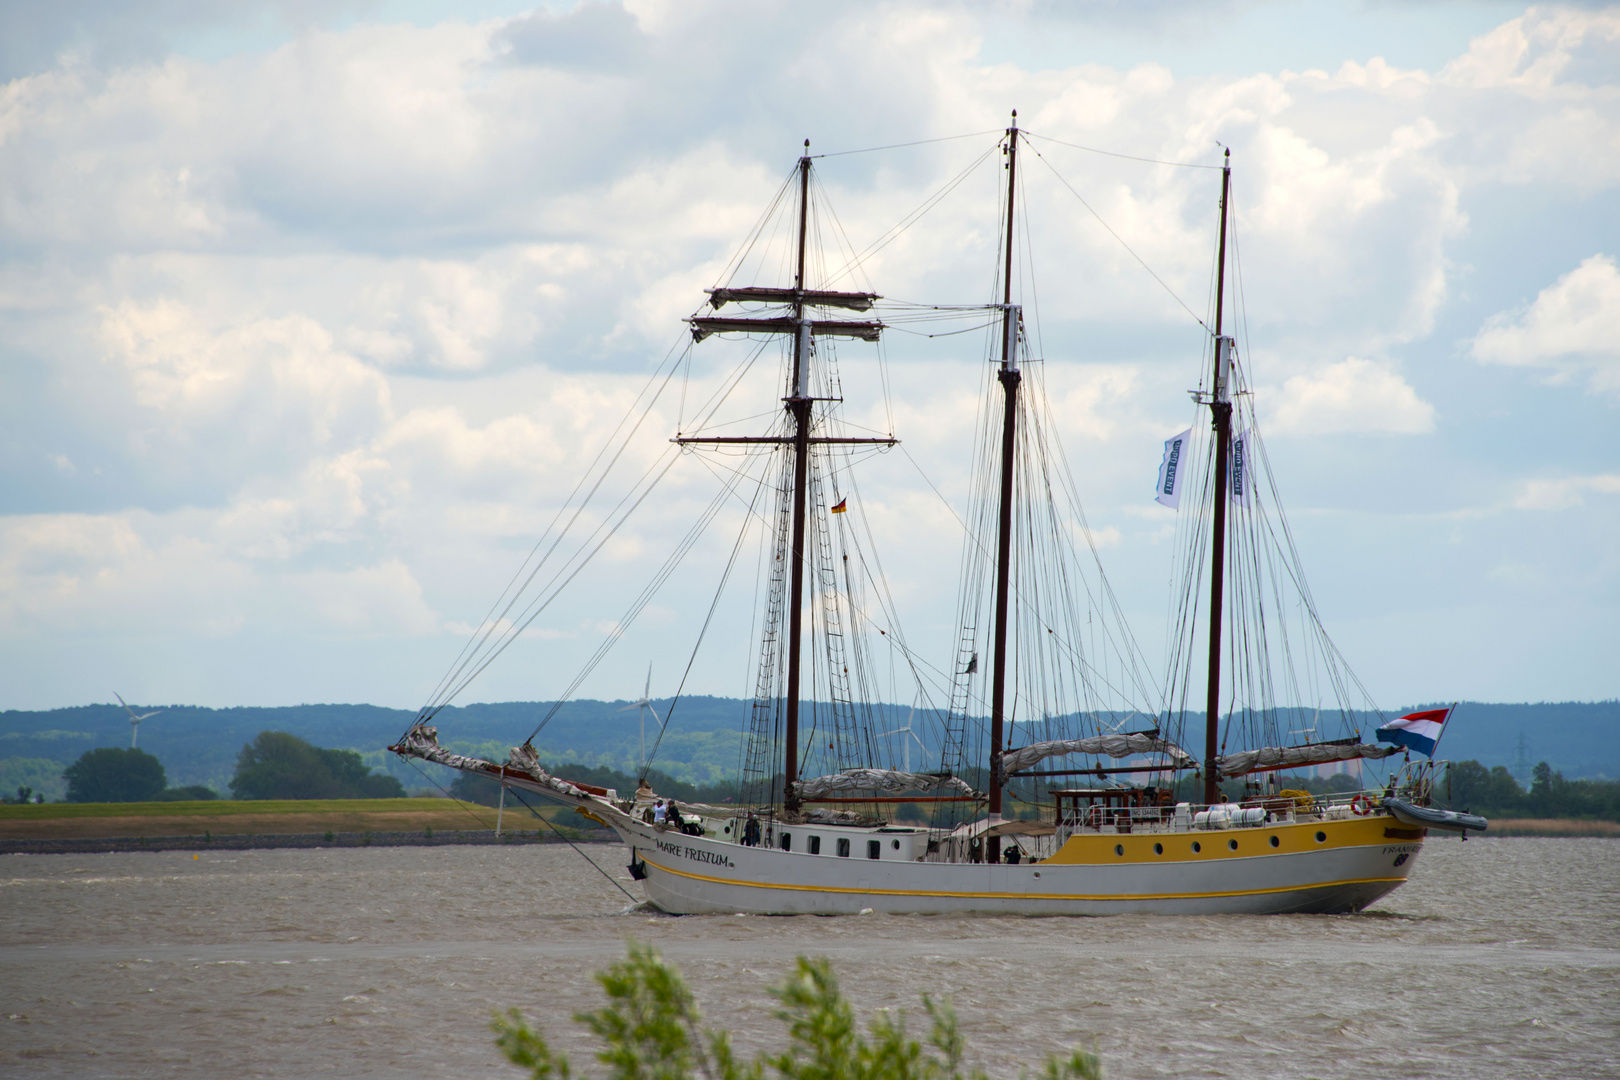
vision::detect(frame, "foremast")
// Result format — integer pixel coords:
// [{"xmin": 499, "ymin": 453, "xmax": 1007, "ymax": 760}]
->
[
  {"xmin": 676, "ymin": 142, "xmax": 893, "ymax": 817},
  {"xmin": 1203, "ymin": 149, "xmax": 1233, "ymax": 806},
  {"xmin": 785, "ymin": 147, "xmax": 813, "ymax": 815},
  {"xmin": 987, "ymin": 112, "xmax": 1021, "ymax": 864}
]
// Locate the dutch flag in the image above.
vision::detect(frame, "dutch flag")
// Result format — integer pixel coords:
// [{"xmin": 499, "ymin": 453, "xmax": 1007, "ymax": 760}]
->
[{"xmin": 1376, "ymin": 707, "xmax": 1452, "ymax": 757}]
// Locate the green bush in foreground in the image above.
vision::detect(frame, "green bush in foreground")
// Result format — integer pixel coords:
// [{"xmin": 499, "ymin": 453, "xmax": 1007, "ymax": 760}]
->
[{"xmin": 494, "ymin": 941, "xmax": 1100, "ymax": 1080}]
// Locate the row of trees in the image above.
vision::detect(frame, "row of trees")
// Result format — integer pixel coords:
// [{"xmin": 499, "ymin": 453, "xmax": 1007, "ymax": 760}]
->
[
  {"xmin": 56, "ymin": 732, "xmax": 406, "ymax": 802},
  {"xmin": 61, "ymin": 748, "xmax": 218, "ymax": 803},
  {"xmin": 1443, "ymin": 759, "xmax": 1620, "ymax": 820},
  {"xmin": 229, "ymin": 731, "xmax": 404, "ymax": 800}
]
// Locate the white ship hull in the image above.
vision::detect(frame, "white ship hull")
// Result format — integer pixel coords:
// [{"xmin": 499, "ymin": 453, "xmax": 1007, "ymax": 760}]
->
[{"xmin": 607, "ymin": 812, "xmax": 1423, "ymax": 916}]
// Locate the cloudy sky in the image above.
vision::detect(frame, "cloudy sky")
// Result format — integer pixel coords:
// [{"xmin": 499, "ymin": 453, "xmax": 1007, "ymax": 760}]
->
[{"xmin": 2, "ymin": 0, "xmax": 1617, "ymax": 713}]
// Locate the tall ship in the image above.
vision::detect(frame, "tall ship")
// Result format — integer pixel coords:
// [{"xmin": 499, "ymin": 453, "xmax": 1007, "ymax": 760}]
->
[{"xmin": 393, "ymin": 116, "xmax": 1485, "ymax": 914}]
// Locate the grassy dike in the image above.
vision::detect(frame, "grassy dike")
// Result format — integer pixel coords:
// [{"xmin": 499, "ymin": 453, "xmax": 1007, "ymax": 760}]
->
[{"xmin": 0, "ymin": 797, "xmax": 594, "ymax": 842}]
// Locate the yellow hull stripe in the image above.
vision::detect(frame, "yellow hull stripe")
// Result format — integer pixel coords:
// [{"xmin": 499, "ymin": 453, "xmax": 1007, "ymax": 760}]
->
[
  {"xmin": 639, "ymin": 856, "xmax": 1406, "ymax": 903},
  {"xmin": 1042, "ymin": 815, "xmax": 1408, "ymax": 864}
]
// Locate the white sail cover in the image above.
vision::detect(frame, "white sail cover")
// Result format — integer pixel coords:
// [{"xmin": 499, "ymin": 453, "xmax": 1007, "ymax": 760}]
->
[
  {"xmin": 1000, "ymin": 733, "xmax": 1196, "ymax": 774},
  {"xmin": 791, "ymin": 768, "xmax": 982, "ymax": 801},
  {"xmin": 1216, "ymin": 742, "xmax": 1398, "ymax": 778}
]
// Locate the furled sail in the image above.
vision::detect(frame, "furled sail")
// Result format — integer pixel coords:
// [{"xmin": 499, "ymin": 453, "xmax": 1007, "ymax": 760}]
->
[
  {"xmin": 1215, "ymin": 742, "xmax": 1398, "ymax": 778},
  {"xmin": 1000, "ymin": 733, "xmax": 1196, "ymax": 775},
  {"xmin": 393, "ymin": 724, "xmax": 591, "ymax": 799},
  {"xmin": 791, "ymin": 768, "xmax": 983, "ymax": 801}
]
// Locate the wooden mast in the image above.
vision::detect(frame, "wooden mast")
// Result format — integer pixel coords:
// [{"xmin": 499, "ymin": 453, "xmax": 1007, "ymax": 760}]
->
[
  {"xmin": 784, "ymin": 142, "xmax": 813, "ymax": 814},
  {"xmin": 988, "ymin": 111, "xmax": 1020, "ymax": 864},
  {"xmin": 1202, "ymin": 148, "xmax": 1233, "ymax": 806},
  {"xmin": 675, "ymin": 145, "xmax": 892, "ymax": 817}
]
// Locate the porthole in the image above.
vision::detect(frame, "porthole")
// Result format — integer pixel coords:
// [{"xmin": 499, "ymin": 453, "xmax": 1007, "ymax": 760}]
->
[
  {"xmin": 1269, "ymin": 835, "xmax": 1280, "ymax": 848},
  {"xmin": 1114, "ymin": 844, "xmax": 1124, "ymax": 857},
  {"xmin": 1153, "ymin": 843, "xmax": 1164, "ymax": 855},
  {"xmin": 724, "ymin": 824, "xmax": 731, "ymax": 834},
  {"xmin": 892, "ymin": 839, "xmax": 901, "ymax": 850},
  {"xmin": 1192, "ymin": 841, "xmax": 1202, "ymax": 853},
  {"xmin": 1228, "ymin": 839, "xmax": 1239, "ymax": 851},
  {"xmin": 1315, "ymin": 831, "xmax": 1327, "ymax": 843}
]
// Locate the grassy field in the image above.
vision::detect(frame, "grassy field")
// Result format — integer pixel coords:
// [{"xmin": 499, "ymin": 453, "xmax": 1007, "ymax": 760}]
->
[{"xmin": 0, "ymin": 798, "xmax": 586, "ymax": 841}]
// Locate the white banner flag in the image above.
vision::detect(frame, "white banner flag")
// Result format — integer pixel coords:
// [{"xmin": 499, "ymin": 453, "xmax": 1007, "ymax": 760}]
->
[
  {"xmin": 1155, "ymin": 428, "xmax": 1192, "ymax": 509},
  {"xmin": 1229, "ymin": 428, "xmax": 1251, "ymax": 508}
]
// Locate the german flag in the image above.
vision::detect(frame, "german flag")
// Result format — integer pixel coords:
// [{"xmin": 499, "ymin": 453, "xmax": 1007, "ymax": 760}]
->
[{"xmin": 830, "ymin": 498, "xmax": 848, "ymax": 514}]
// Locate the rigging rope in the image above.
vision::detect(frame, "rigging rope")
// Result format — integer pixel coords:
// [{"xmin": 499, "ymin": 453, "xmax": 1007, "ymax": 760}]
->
[
  {"xmin": 1022, "ymin": 138, "xmax": 1213, "ymax": 334},
  {"xmin": 811, "ymin": 128, "xmax": 1005, "ymax": 159},
  {"xmin": 1022, "ymin": 129, "xmax": 1224, "ymax": 170}
]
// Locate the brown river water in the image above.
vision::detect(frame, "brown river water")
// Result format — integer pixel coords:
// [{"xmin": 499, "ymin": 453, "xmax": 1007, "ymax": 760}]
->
[{"xmin": 2, "ymin": 836, "xmax": 1616, "ymax": 1079}]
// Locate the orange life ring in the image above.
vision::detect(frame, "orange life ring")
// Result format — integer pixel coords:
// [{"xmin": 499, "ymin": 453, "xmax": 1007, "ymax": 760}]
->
[{"xmin": 1350, "ymin": 793, "xmax": 1373, "ymax": 816}]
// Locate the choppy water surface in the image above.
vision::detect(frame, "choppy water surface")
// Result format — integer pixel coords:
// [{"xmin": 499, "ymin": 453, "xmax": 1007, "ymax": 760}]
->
[{"xmin": 3, "ymin": 837, "xmax": 1616, "ymax": 1079}]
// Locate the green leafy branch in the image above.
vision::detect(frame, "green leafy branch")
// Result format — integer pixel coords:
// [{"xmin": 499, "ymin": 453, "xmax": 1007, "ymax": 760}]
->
[{"xmin": 493, "ymin": 941, "xmax": 1100, "ymax": 1080}]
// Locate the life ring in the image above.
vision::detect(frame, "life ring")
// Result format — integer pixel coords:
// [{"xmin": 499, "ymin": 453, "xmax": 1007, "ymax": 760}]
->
[{"xmin": 1350, "ymin": 793, "xmax": 1374, "ymax": 816}]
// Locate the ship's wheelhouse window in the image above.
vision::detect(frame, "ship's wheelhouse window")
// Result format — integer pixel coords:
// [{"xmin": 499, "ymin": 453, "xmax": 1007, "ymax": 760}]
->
[
  {"xmin": 810, "ymin": 835, "xmax": 821, "ymax": 855},
  {"xmin": 780, "ymin": 832, "xmax": 791, "ymax": 852},
  {"xmin": 837, "ymin": 838, "xmax": 850, "ymax": 858},
  {"xmin": 867, "ymin": 840, "xmax": 881, "ymax": 860}
]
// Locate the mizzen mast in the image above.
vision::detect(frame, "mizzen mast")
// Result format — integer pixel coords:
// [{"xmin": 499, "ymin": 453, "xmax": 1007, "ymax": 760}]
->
[
  {"xmin": 987, "ymin": 111, "xmax": 1021, "ymax": 864},
  {"xmin": 1202, "ymin": 148, "xmax": 1234, "ymax": 806}
]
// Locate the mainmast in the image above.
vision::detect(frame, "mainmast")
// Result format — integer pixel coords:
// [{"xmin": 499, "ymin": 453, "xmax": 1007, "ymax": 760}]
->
[
  {"xmin": 1202, "ymin": 149, "xmax": 1233, "ymax": 806},
  {"xmin": 988, "ymin": 111, "xmax": 1021, "ymax": 864}
]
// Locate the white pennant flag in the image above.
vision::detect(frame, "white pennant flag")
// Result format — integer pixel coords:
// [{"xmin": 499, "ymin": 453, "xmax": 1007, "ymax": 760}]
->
[
  {"xmin": 1229, "ymin": 428, "xmax": 1251, "ymax": 508},
  {"xmin": 1155, "ymin": 428, "xmax": 1192, "ymax": 509}
]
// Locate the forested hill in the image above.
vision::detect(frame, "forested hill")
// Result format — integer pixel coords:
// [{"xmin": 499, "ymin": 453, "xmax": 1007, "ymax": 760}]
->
[
  {"xmin": 0, "ymin": 698, "xmax": 755, "ymax": 798},
  {"xmin": 2, "ymin": 697, "xmax": 1615, "ymax": 800}
]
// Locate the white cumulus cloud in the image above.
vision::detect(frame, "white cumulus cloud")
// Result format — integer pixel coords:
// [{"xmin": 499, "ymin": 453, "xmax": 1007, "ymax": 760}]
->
[
  {"xmin": 1513, "ymin": 473, "xmax": 1620, "ymax": 511},
  {"xmin": 1262, "ymin": 357, "xmax": 1435, "ymax": 435},
  {"xmin": 1471, "ymin": 254, "xmax": 1620, "ymax": 396}
]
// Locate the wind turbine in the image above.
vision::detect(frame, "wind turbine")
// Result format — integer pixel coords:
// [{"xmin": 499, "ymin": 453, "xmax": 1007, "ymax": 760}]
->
[
  {"xmin": 114, "ymin": 693, "xmax": 164, "ymax": 749},
  {"xmin": 1099, "ymin": 710, "xmax": 1138, "ymax": 734},
  {"xmin": 618, "ymin": 665, "xmax": 664, "ymax": 763},
  {"xmin": 1290, "ymin": 703, "xmax": 1323, "ymax": 743},
  {"xmin": 1288, "ymin": 704, "xmax": 1324, "ymax": 784},
  {"xmin": 879, "ymin": 705, "xmax": 927, "ymax": 774}
]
